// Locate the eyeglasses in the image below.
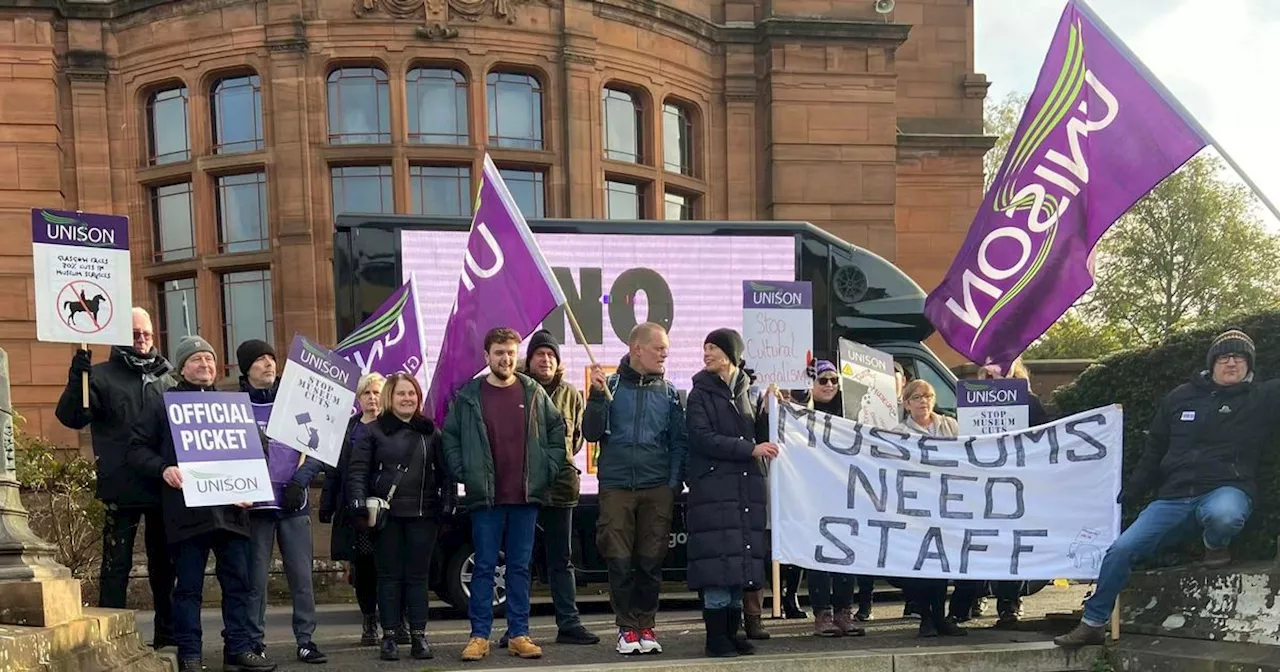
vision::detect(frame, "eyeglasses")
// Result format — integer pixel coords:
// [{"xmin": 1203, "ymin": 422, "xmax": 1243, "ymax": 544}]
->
[
  {"xmin": 133, "ymin": 330, "xmax": 153, "ymax": 340},
  {"xmin": 817, "ymin": 377, "xmax": 839, "ymax": 386},
  {"xmin": 908, "ymin": 393, "xmax": 936, "ymax": 402},
  {"xmin": 1216, "ymin": 354, "xmax": 1247, "ymax": 364}
]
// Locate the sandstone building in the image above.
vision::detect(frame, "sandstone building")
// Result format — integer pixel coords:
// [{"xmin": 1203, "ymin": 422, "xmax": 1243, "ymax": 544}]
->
[{"xmin": 0, "ymin": 0, "xmax": 989, "ymax": 444}]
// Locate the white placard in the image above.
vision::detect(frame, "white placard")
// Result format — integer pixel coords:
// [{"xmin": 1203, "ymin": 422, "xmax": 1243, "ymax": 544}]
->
[
  {"xmin": 769, "ymin": 399, "xmax": 1123, "ymax": 580},
  {"xmin": 838, "ymin": 338, "xmax": 899, "ymax": 428},
  {"xmin": 266, "ymin": 335, "xmax": 361, "ymax": 467},
  {"xmin": 32, "ymin": 208, "xmax": 134, "ymax": 346},
  {"xmin": 742, "ymin": 280, "xmax": 813, "ymax": 389}
]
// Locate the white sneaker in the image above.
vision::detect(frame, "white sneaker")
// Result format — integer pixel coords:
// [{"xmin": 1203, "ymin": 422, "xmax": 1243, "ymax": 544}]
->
[
  {"xmin": 639, "ymin": 628, "xmax": 662, "ymax": 654},
  {"xmin": 615, "ymin": 630, "xmax": 643, "ymax": 655}
]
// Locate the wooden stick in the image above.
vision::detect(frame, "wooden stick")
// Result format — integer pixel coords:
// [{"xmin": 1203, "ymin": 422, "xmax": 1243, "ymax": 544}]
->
[
  {"xmin": 563, "ymin": 304, "xmax": 613, "ymax": 401},
  {"xmin": 81, "ymin": 342, "xmax": 89, "ymax": 408},
  {"xmin": 771, "ymin": 560, "xmax": 782, "ymax": 619},
  {"xmin": 1111, "ymin": 598, "xmax": 1120, "ymax": 641}
]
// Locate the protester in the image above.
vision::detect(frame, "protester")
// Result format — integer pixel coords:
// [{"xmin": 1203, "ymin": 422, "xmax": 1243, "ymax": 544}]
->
[
  {"xmin": 798, "ymin": 361, "xmax": 865, "ymax": 637},
  {"xmin": 54, "ymin": 307, "xmax": 176, "ymax": 648},
  {"xmin": 685, "ymin": 328, "xmax": 774, "ymax": 658},
  {"xmin": 1056, "ymin": 330, "xmax": 1280, "ymax": 647},
  {"xmin": 237, "ymin": 340, "xmax": 327, "ymax": 664},
  {"xmin": 347, "ymin": 372, "xmax": 453, "ymax": 661},
  {"xmin": 583, "ymin": 322, "xmax": 688, "ymax": 655},
  {"xmin": 442, "ymin": 327, "xmax": 567, "ymax": 662},
  {"xmin": 319, "ymin": 373, "xmax": 388, "ymax": 647},
  {"xmin": 508, "ymin": 330, "xmax": 600, "ymax": 646},
  {"xmin": 127, "ymin": 336, "xmax": 275, "ymax": 672},
  {"xmin": 894, "ymin": 379, "xmax": 965, "ymax": 639}
]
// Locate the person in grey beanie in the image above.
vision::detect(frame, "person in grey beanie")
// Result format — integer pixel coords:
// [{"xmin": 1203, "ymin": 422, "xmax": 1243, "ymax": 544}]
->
[{"xmin": 1056, "ymin": 328, "xmax": 1280, "ymax": 648}]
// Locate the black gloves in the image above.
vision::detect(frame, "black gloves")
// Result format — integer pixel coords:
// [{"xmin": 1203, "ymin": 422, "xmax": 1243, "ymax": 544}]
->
[
  {"xmin": 70, "ymin": 349, "xmax": 92, "ymax": 379},
  {"xmin": 318, "ymin": 508, "xmax": 334, "ymax": 524},
  {"xmin": 282, "ymin": 483, "xmax": 305, "ymax": 512}
]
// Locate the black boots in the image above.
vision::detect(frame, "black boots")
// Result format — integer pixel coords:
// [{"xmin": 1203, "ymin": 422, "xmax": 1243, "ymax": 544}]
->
[
  {"xmin": 725, "ymin": 608, "xmax": 755, "ymax": 655},
  {"xmin": 781, "ymin": 565, "xmax": 807, "ymax": 619},
  {"xmin": 702, "ymin": 609, "xmax": 739, "ymax": 658},
  {"xmin": 360, "ymin": 614, "xmax": 378, "ymax": 646},
  {"xmin": 410, "ymin": 631, "xmax": 433, "ymax": 660},
  {"xmin": 380, "ymin": 633, "xmax": 399, "ymax": 661}
]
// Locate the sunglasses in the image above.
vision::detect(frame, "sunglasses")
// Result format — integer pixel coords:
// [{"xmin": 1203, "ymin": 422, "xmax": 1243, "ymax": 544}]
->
[{"xmin": 817, "ymin": 377, "xmax": 839, "ymax": 386}]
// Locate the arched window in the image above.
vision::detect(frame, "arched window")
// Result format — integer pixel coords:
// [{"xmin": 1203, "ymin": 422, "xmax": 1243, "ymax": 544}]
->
[
  {"xmin": 487, "ymin": 71, "xmax": 543, "ymax": 150},
  {"xmin": 603, "ymin": 86, "xmax": 643, "ymax": 163},
  {"xmin": 327, "ymin": 67, "xmax": 391, "ymax": 144},
  {"xmin": 211, "ymin": 74, "xmax": 263, "ymax": 154},
  {"xmin": 663, "ymin": 100, "xmax": 695, "ymax": 176},
  {"xmin": 408, "ymin": 67, "xmax": 468, "ymax": 144},
  {"xmin": 147, "ymin": 85, "xmax": 190, "ymax": 164}
]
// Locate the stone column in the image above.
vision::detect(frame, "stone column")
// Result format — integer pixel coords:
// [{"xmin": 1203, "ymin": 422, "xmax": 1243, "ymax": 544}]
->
[{"xmin": 0, "ymin": 347, "xmax": 83, "ymax": 626}]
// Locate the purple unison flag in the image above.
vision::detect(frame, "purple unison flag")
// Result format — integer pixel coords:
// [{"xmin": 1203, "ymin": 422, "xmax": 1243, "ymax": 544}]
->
[
  {"xmin": 425, "ymin": 154, "xmax": 566, "ymax": 424},
  {"xmin": 924, "ymin": 0, "xmax": 1208, "ymax": 369},
  {"xmin": 335, "ymin": 276, "xmax": 428, "ymax": 384}
]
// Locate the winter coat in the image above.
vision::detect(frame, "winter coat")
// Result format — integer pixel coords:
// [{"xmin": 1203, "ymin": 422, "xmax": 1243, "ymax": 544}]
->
[
  {"xmin": 441, "ymin": 373, "xmax": 567, "ymax": 512},
  {"xmin": 55, "ymin": 346, "xmax": 175, "ymax": 507},
  {"xmin": 126, "ymin": 379, "xmax": 250, "ymax": 544},
  {"xmin": 582, "ymin": 355, "xmax": 688, "ymax": 491},
  {"xmin": 347, "ymin": 413, "xmax": 454, "ymax": 520},
  {"xmin": 320, "ymin": 415, "xmax": 374, "ymax": 560},
  {"xmin": 519, "ymin": 363, "xmax": 586, "ymax": 508},
  {"xmin": 1132, "ymin": 372, "xmax": 1280, "ymax": 501},
  {"xmin": 684, "ymin": 369, "xmax": 769, "ymax": 591},
  {"xmin": 896, "ymin": 413, "xmax": 960, "ymax": 438},
  {"xmin": 241, "ymin": 379, "xmax": 324, "ymax": 518}
]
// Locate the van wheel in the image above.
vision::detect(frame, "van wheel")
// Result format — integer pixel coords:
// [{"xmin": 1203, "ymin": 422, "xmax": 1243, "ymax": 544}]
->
[{"xmin": 446, "ymin": 543, "xmax": 507, "ymax": 617}]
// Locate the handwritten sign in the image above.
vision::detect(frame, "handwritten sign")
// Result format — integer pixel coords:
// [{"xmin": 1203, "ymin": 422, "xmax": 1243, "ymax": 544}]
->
[
  {"xmin": 165, "ymin": 391, "xmax": 274, "ymax": 507},
  {"xmin": 957, "ymin": 379, "xmax": 1031, "ymax": 435},
  {"xmin": 266, "ymin": 334, "xmax": 361, "ymax": 467},
  {"xmin": 838, "ymin": 338, "xmax": 899, "ymax": 429},
  {"xmin": 742, "ymin": 280, "xmax": 813, "ymax": 389}
]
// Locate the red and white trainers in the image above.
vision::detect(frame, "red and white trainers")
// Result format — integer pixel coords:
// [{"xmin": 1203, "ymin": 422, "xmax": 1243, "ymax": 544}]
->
[
  {"xmin": 615, "ymin": 630, "xmax": 643, "ymax": 655},
  {"xmin": 639, "ymin": 628, "xmax": 662, "ymax": 654}
]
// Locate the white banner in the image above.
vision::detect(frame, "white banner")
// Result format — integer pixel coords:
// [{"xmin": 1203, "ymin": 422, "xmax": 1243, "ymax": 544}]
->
[{"xmin": 769, "ymin": 400, "xmax": 1122, "ymax": 580}]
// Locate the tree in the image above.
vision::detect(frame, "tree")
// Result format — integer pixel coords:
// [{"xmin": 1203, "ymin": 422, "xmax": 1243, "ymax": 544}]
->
[
  {"xmin": 983, "ymin": 92, "xmax": 1028, "ymax": 191},
  {"xmin": 1023, "ymin": 311, "xmax": 1125, "ymax": 360},
  {"xmin": 1086, "ymin": 155, "xmax": 1280, "ymax": 345}
]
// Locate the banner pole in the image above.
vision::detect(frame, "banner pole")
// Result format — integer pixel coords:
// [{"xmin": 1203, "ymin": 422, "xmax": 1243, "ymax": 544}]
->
[
  {"xmin": 563, "ymin": 304, "xmax": 613, "ymax": 401},
  {"xmin": 771, "ymin": 561, "xmax": 781, "ymax": 619},
  {"xmin": 80, "ymin": 342, "xmax": 89, "ymax": 408},
  {"xmin": 1111, "ymin": 598, "xmax": 1120, "ymax": 641}
]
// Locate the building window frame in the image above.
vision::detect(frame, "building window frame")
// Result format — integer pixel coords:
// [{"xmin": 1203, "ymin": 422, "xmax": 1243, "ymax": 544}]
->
[
  {"xmin": 407, "ymin": 66, "xmax": 469, "ymax": 145},
  {"xmin": 216, "ymin": 171, "xmax": 269, "ymax": 253},
  {"xmin": 151, "ymin": 181, "xmax": 196, "ymax": 262},
  {"xmin": 603, "ymin": 85, "xmax": 644, "ymax": 164},
  {"xmin": 326, "ymin": 66, "xmax": 392, "ymax": 145},
  {"xmin": 663, "ymin": 189, "xmax": 697, "ymax": 221},
  {"xmin": 496, "ymin": 167, "xmax": 547, "ymax": 219},
  {"xmin": 220, "ymin": 269, "xmax": 275, "ymax": 376},
  {"xmin": 211, "ymin": 73, "xmax": 264, "ymax": 154},
  {"xmin": 409, "ymin": 164, "xmax": 473, "ymax": 216},
  {"xmin": 146, "ymin": 85, "xmax": 191, "ymax": 165},
  {"xmin": 663, "ymin": 99, "xmax": 697, "ymax": 177},
  {"xmin": 605, "ymin": 178, "xmax": 646, "ymax": 220},
  {"xmin": 486, "ymin": 70, "xmax": 544, "ymax": 150},
  {"xmin": 156, "ymin": 277, "xmax": 199, "ymax": 362},
  {"xmin": 331, "ymin": 164, "xmax": 395, "ymax": 215}
]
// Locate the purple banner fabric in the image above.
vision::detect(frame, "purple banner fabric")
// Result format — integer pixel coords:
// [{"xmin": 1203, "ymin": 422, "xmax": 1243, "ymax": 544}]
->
[
  {"xmin": 335, "ymin": 277, "xmax": 428, "ymax": 385},
  {"xmin": 425, "ymin": 153, "xmax": 566, "ymax": 424},
  {"xmin": 923, "ymin": 0, "xmax": 1208, "ymax": 369},
  {"xmin": 164, "ymin": 392, "xmax": 264, "ymax": 464},
  {"xmin": 30, "ymin": 208, "xmax": 130, "ymax": 251}
]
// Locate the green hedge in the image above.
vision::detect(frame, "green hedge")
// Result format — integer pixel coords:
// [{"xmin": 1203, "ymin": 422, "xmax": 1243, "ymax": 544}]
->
[{"xmin": 1052, "ymin": 309, "xmax": 1280, "ymax": 563}]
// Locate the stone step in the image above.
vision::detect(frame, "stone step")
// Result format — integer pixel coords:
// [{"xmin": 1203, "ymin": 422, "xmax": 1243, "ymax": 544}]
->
[
  {"xmin": 1120, "ymin": 561, "xmax": 1280, "ymax": 645},
  {"xmin": 0, "ymin": 608, "xmax": 169, "ymax": 672},
  {"xmin": 1113, "ymin": 633, "xmax": 1280, "ymax": 672}
]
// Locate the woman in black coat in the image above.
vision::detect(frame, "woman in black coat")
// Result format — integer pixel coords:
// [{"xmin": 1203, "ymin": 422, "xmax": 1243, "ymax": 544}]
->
[
  {"xmin": 685, "ymin": 329, "xmax": 777, "ymax": 658},
  {"xmin": 346, "ymin": 372, "xmax": 454, "ymax": 662},
  {"xmin": 319, "ymin": 373, "xmax": 386, "ymax": 646}
]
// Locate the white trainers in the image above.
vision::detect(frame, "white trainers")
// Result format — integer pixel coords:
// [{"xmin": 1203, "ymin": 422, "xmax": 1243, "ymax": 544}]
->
[
  {"xmin": 639, "ymin": 628, "xmax": 662, "ymax": 654},
  {"xmin": 615, "ymin": 630, "xmax": 643, "ymax": 655}
]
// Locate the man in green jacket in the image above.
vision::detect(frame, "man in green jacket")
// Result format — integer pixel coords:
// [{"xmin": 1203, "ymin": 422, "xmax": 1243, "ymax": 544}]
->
[{"xmin": 442, "ymin": 327, "xmax": 567, "ymax": 662}]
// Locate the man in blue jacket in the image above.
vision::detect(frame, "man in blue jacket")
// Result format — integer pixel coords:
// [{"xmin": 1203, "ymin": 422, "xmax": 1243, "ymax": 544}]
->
[
  {"xmin": 583, "ymin": 322, "xmax": 688, "ymax": 656},
  {"xmin": 236, "ymin": 340, "xmax": 327, "ymax": 665}
]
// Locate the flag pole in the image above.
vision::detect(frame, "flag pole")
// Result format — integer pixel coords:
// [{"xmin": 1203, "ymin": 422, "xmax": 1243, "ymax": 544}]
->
[
  {"xmin": 563, "ymin": 304, "xmax": 613, "ymax": 401},
  {"xmin": 1074, "ymin": 0, "xmax": 1280, "ymax": 222}
]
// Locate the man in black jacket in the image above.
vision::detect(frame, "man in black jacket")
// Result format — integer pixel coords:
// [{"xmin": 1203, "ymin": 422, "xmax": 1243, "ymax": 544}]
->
[
  {"xmin": 54, "ymin": 307, "xmax": 176, "ymax": 648},
  {"xmin": 1056, "ymin": 329, "xmax": 1280, "ymax": 648},
  {"xmin": 127, "ymin": 335, "xmax": 277, "ymax": 672}
]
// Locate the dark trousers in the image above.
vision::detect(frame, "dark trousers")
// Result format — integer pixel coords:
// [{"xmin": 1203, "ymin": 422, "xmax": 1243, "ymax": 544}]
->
[
  {"xmin": 172, "ymin": 532, "xmax": 253, "ymax": 661},
  {"xmin": 374, "ymin": 517, "xmax": 438, "ymax": 632},
  {"xmin": 541, "ymin": 506, "xmax": 584, "ymax": 632},
  {"xmin": 351, "ymin": 554, "xmax": 378, "ymax": 616},
  {"xmin": 948, "ymin": 580, "xmax": 983, "ymax": 620},
  {"xmin": 808, "ymin": 571, "xmax": 854, "ymax": 612},
  {"xmin": 903, "ymin": 579, "xmax": 948, "ymax": 629},
  {"xmin": 597, "ymin": 487, "xmax": 674, "ymax": 631},
  {"xmin": 99, "ymin": 506, "xmax": 175, "ymax": 641}
]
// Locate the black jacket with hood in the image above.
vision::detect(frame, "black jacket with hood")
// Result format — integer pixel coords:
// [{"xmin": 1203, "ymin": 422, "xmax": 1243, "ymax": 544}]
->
[
  {"xmin": 1132, "ymin": 371, "xmax": 1280, "ymax": 501},
  {"xmin": 126, "ymin": 379, "xmax": 250, "ymax": 544},
  {"xmin": 56, "ymin": 346, "xmax": 175, "ymax": 507}
]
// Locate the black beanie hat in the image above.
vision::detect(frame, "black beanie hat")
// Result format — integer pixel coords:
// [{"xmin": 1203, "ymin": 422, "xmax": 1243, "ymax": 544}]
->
[
  {"xmin": 526, "ymin": 329, "xmax": 561, "ymax": 368},
  {"xmin": 705, "ymin": 328, "xmax": 745, "ymax": 366},
  {"xmin": 1206, "ymin": 328, "xmax": 1255, "ymax": 372},
  {"xmin": 236, "ymin": 339, "xmax": 276, "ymax": 375}
]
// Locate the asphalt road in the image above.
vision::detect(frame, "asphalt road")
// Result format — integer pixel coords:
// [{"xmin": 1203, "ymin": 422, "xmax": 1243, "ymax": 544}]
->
[{"xmin": 135, "ymin": 585, "xmax": 1092, "ymax": 670}]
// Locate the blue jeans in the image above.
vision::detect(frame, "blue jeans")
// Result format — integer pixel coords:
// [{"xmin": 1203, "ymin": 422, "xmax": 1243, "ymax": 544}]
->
[
  {"xmin": 247, "ymin": 512, "xmax": 317, "ymax": 647},
  {"xmin": 1083, "ymin": 486, "xmax": 1251, "ymax": 625},
  {"xmin": 703, "ymin": 586, "xmax": 744, "ymax": 610},
  {"xmin": 172, "ymin": 532, "xmax": 254, "ymax": 660},
  {"xmin": 469, "ymin": 505, "xmax": 538, "ymax": 638}
]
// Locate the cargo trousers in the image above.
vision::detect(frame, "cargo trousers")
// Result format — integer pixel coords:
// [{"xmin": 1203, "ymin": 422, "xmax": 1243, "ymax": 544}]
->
[{"xmin": 596, "ymin": 486, "xmax": 675, "ymax": 631}]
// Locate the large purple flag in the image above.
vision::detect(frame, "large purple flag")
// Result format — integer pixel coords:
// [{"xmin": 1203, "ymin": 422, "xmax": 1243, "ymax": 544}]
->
[
  {"xmin": 924, "ymin": 0, "xmax": 1208, "ymax": 368},
  {"xmin": 426, "ymin": 154, "xmax": 566, "ymax": 424},
  {"xmin": 335, "ymin": 276, "xmax": 428, "ymax": 385}
]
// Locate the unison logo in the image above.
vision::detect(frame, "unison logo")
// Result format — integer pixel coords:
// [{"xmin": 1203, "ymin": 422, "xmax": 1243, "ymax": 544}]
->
[
  {"xmin": 748, "ymin": 282, "xmax": 805, "ymax": 307},
  {"xmin": 40, "ymin": 210, "xmax": 116, "ymax": 248},
  {"xmin": 943, "ymin": 19, "xmax": 1119, "ymax": 346},
  {"xmin": 189, "ymin": 471, "xmax": 260, "ymax": 494},
  {"xmin": 300, "ymin": 340, "xmax": 352, "ymax": 385}
]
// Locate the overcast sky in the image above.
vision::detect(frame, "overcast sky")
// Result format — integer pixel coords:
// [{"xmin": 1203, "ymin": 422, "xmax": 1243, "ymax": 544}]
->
[{"xmin": 974, "ymin": 0, "xmax": 1280, "ymax": 228}]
